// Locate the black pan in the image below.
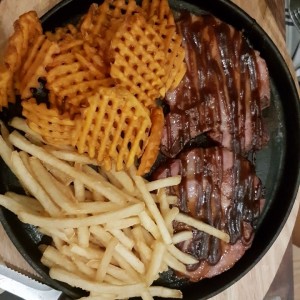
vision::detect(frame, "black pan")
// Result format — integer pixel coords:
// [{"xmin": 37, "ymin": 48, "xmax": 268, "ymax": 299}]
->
[{"xmin": 0, "ymin": 0, "xmax": 300, "ymax": 299}]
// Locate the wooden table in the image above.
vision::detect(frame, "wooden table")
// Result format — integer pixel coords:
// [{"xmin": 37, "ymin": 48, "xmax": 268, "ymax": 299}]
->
[{"xmin": 0, "ymin": 0, "xmax": 299, "ymax": 299}]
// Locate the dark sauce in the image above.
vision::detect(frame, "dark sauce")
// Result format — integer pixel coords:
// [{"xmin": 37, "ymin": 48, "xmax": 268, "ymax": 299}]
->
[
  {"xmin": 153, "ymin": 147, "xmax": 261, "ymax": 271},
  {"xmin": 162, "ymin": 13, "xmax": 266, "ymax": 157}
]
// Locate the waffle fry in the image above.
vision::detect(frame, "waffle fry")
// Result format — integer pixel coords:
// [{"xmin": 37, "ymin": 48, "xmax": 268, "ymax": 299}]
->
[
  {"xmin": 0, "ymin": 66, "xmax": 15, "ymax": 110},
  {"xmin": 80, "ymin": 0, "xmax": 143, "ymax": 53},
  {"xmin": 72, "ymin": 87, "xmax": 151, "ymax": 171},
  {"xmin": 142, "ymin": 0, "xmax": 175, "ymax": 26},
  {"xmin": 110, "ymin": 14, "xmax": 166, "ymax": 108},
  {"xmin": 145, "ymin": 0, "xmax": 186, "ymax": 91},
  {"xmin": 0, "ymin": 0, "xmax": 187, "ymax": 176},
  {"xmin": 137, "ymin": 106, "xmax": 164, "ymax": 175},
  {"xmin": 4, "ymin": 11, "xmax": 42, "ymax": 74},
  {"xmin": 22, "ymin": 98, "xmax": 75, "ymax": 146},
  {"xmin": 46, "ymin": 37, "xmax": 111, "ymax": 114},
  {"xmin": 19, "ymin": 35, "xmax": 59, "ymax": 99},
  {"xmin": 46, "ymin": 24, "xmax": 80, "ymax": 43}
]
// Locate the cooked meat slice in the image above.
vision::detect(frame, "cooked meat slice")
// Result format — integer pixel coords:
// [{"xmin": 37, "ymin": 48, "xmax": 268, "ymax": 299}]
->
[
  {"xmin": 152, "ymin": 147, "xmax": 263, "ymax": 281},
  {"xmin": 161, "ymin": 14, "xmax": 270, "ymax": 158}
]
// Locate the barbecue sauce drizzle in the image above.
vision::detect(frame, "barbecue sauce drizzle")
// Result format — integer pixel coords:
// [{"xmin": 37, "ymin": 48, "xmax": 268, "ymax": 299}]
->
[
  {"xmin": 157, "ymin": 13, "xmax": 264, "ymax": 270},
  {"xmin": 162, "ymin": 13, "xmax": 264, "ymax": 157},
  {"xmin": 161, "ymin": 147, "xmax": 261, "ymax": 270}
]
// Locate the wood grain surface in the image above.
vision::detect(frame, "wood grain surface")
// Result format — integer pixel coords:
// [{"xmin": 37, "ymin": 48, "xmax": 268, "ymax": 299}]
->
[
  {"xmin": 293, "ymin": 245, "xmax": 300, "ymax": 299},
  {"xmin": 0, "ymin": 1, "xmax": 299, "ymax": 300}
]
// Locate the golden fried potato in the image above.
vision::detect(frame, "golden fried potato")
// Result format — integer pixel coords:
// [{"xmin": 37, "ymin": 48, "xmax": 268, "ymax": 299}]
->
[
  {"xmin": 110, "ymin": 14, "xmax": 166, "ymax": 109},
  {"xmin": 22, "ymin": 98, "xmax": 75, "ymax": 147},
  {"xmin": 137, "ymin": 106, "xmax": 164, "ymax": 175},
  {"xmin": 72, "ymin": 87, "xmax": 151, "ymax": 171}
]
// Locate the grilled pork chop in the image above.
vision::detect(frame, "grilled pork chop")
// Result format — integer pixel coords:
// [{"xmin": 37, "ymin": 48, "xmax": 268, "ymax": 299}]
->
[
  {"xmin": 161, "ymin": 14, "xmax": 270, "ymax": 158},
  {"xmin": 152, "ymin": 147, "xmax": 263, "ymax": 281}
]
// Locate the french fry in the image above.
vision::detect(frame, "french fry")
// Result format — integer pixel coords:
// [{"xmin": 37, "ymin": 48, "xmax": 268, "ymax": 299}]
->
[
  {"xmin": 106, "ymin": 166, "xmax": 135, "ymax": 194},
  {"xmin": 90, "ymin": 226, "xmax": 142, "ymax": 280},
  {"xmin": 77, "ymin": 226, "xmax": 90, "ymax": 248},
  {"xmin": 9, "ymin": 117, "xmax": 44, "ymax": 145},
  {"xmin": 156, "ymin": 188, "xmax": 169, "ymax": 217},
  {"xmin": 175, "ymin": 212, "xmax": 230, "ymax": 243},
  {"xmin": 139, "ymin": 210, "xmax": 160, "ymax": 239},
  {"xmin": 5, "ymin": 192, "xmax": 43, "ymax": 213},
  {"xmin": 18, "ymin": 202, "xmax": 145, "ymax": 229},
  {"xmin": 146, "ymin": 175, "xmax": 181, "ymax": 192},
  {"xmin": 0, "ymin": 120, "xmax": 13, "ymax": 149},
  {"xmin": 167, "ymin": 244, "xmax": 198, "ymax": 265},
  {"xmin": 141, "ymin": 290, "xmax": 154, "ymax": 300},
  {"xmin": 164, "ymin": 206, "xmax": 180, "ymax": 234},
  {"xmin": 47, "ymin": 148, "xmax": 99, "ymax": 165},
  {"xmin": 149, "ymin": 286, "xmax": 182, "ymax": 298},
  {"xmin": 145, "ymin": 241, "xmax": 165, "ymax": 286},
  {"xmin": 74, "ymin": 163, "xmax": 86, "ymax": 202},
  {"xmin": 42, "ymin": 246, "xmax": 78, "ymax": 273},
  {"xmin": 130, "ymin": 167, "xmax": 172, "ymax": 244},
  {"xmin": 108, "ymin": 229, "xmax": 135, "ymax": 250},
  {"xmin": 163, "ymin": 251, "xmax": 189, "ymax": 276},
  {"xmin": 104, "ymin": 217, "xmax": 140, "ymax": 230},
  {"xmin": 96, "ymin": 237, "xmax": 118, "ymax": 282},
  {"xmin": 49, "ymin": 267, "xmax": 146, "ymax": 296},
  {"xmin": 172, "ymin": 231, "xmax": 193, "ymax": 244},
  {"xmin": 39, "ymin": 227, "xmax": 76, "ymax": 244},
  {"xmin": 0, "ymin": 194, "xmax": 40, "ymax": 215},
  {"xmin": 11, "ymin": 151, "xmax": 60, "ymax": 216},
  {"xmin": 0, "ymin": 134, "xmax": 14, "ymax": 171},
  {"xmin": 9, "ymin": 131, "xmax": 127, "ymax": 205},
  {"xmin": 67, "ymin": 202, "xmax": 121, "ymax": 216},
  {"xmin": 28, "ymin": 156, "xmax": 76, "ymax": 213}
]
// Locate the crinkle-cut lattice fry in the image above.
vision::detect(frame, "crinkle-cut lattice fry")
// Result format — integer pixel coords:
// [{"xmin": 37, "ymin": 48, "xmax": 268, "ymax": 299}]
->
[
  {"xmin": 19, "ymin": 35, "xmax": 60, "ymax": 99},
  {"xmin": 72, "ymin": 87, "xmax": 151, "ymax": 171},
  {"xmin": 110, "ymin": 14, "xmax": 167, "ymax": 108},
  {"xmin": 145, "ymin": 0, "xmax": 187, "ymax": 91},
  {"xmin": 46, "ymin": 24, "xmax": 81, "ymax": 43},
  {"xmin": 142, "ymin": 0, "xmax": 175, "ymax": 26},
  {"xmin": 137, "ymin": 106, "xmax": 164, "ymax": 175},
  {"xmin": 48, "ymin": 76, "xmax": 115, "ymax": 115},
  {"xmin": 0, "ymin": 66, "xmax": 15, "ymax": 110},
  {"xmin": 80, "ymin": 0, "xmax": 143, "ymax": 51},
  {"xmin": 22, "ymin": 98, "xmax": 75, "ymax": 147},
  {"xmin": 4, "ymin": 11, "xmax": 42, "ymax": 74},
  {"xmin": 46, "ymin": 40, "xmax": 111, "ymax": 114},
  {"xmin": 151, "ymin": 14, "xmax": 186, "ymax": 90}
]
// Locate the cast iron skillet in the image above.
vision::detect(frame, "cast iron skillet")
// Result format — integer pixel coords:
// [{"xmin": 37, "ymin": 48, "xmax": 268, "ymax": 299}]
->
[{"xmin": 0, "ymin": 0, "xmax": 300, "ymax": 299}]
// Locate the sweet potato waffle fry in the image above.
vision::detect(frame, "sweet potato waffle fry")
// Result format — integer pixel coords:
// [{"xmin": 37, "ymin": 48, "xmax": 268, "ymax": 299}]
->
[
  {"xmin": 4, "ymin": 11, "xmax": 42, "ymax": 74},
  {"xmin": 0, "ymin": 0, "xmax": 186, "ymax": 174},
  {"xmin": 142, "ymin": 0, "xmax": 175, "ymax": 25},
  {"xmin": 46, "ymin": 24, "xmax": 80, "ymax": 43},
  {"xmin": 137, "ymin": 106, "xmax": 164, "ymax": 175},
  {"xmin": 19, "ymin": 35, "xmax": 59, "ymax": 99},
  {"xmin": 46, "ymin": 39, "xmax": 110, "ymax": 114},
  {"xmin": 3, "ymin": 11, "xmax": 45, "ymax": 100},
  {"xmin": 22, "ymin": 98, "xmax": 75, "ymax": 146},
  {"xmin": 0, "ymin": 66, "xmax": 15, "ymax": 110},
  {"xmin": 110, "ymin": 13, "xmax": 166, "ymax": 108},
  {"xmin": 144, "ymin": 0, "xmax": 187, "ymax": 91},
  {"xmin": 72, "ymin": 87, "xmax": 151, "ymax": 171},
  {"xmin": 80, "ymin": 0, "xmax": 143, "ymax": 54}
]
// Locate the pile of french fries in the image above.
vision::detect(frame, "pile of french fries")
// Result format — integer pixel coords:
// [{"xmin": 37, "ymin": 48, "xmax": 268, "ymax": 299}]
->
[
  {"xmin": 0, "ymin": 118, "xmax": 230, "ymax": 299},
  {"xmin": 0, "ymin": 118, "xmax": 183, "ymax": 299}
]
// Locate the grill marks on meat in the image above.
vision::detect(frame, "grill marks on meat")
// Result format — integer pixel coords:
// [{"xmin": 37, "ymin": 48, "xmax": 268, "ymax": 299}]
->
[
  {"xmin": 161, "ymin": 14, "xmax": 270, "ymax": 158},
  {"xmin": 153, "ymin": 147, "xmax": 262, "ymax": 281}
]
